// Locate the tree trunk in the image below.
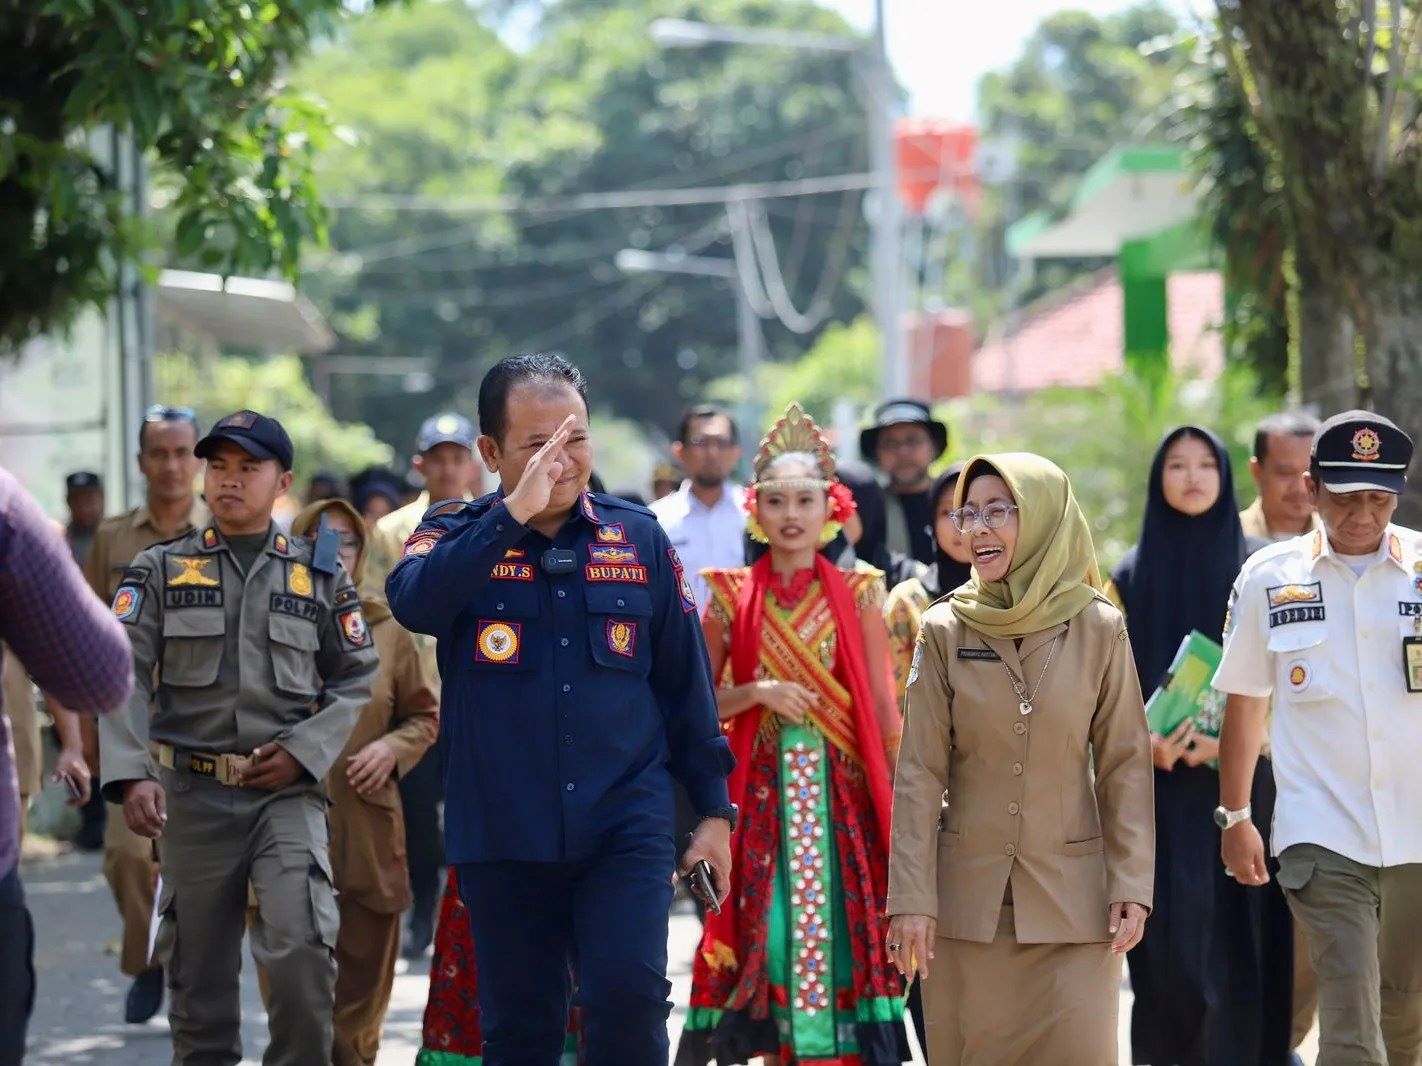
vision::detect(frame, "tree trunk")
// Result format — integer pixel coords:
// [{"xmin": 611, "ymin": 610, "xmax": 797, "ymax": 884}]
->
[
  {"xmin": 1362, "ymin": 278, "xmax": 1422, "ymax": 526},
  {"xmin": 1295, "ymin": 257, "xmax": 1357, "ymax": 416}
]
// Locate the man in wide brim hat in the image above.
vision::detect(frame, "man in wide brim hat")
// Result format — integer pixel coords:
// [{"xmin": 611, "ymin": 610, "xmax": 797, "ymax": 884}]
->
[
  {"xmin": 859, "ymin": 399, "xmax": 949, "ymax": 464},
  {"xmin": 860, "ymin": 399, "xmax": 949, "ymax": 570}
]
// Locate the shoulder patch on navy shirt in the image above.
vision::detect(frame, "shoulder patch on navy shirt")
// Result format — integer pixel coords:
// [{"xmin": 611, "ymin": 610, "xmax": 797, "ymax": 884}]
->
[{"xmin": 667, "ymin": 548, "xmax": 696, "ymax": 613}]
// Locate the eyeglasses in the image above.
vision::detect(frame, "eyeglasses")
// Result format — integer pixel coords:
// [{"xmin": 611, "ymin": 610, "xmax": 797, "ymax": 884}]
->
[
  {"xmin": 144, "ymin": 405, "xmax": 197, "ymax": 425},
  {"xmin": 685, "ymin": 436, "xmax": 736, "ymax": 451},
  {"xmin": 949, "ymin": 503, "xmax": 1019, "ymax": 533}
]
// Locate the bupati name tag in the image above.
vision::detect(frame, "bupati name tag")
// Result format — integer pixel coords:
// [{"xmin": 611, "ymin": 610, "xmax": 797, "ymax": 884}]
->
[{"xmin": 957, "ymin": 647, "xmax": 1001, "ymax": 661}]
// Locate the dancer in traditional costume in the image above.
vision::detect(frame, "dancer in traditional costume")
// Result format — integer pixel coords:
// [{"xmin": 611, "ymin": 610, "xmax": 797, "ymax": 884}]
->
[{"xmin": 678, "ymin": 403, "xmax": 909, "ymax": 1066}]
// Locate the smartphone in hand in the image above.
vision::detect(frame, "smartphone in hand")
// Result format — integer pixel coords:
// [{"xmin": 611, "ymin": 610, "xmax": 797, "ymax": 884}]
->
[{"xmin": 690, "ymin": 859, "xmax": 721, "ymax": 915}]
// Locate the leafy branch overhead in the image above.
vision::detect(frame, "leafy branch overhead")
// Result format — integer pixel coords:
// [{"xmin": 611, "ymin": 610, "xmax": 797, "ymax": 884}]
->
[{"xmin": 0, "ymin": 0, "xmax": 380, "ymax": 352}]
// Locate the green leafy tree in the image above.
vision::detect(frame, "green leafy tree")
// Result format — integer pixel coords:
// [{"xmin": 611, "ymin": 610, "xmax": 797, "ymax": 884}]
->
[
  {"xmin": 294, "ymin": 0, "xmax": 871, "ymax": 447},
  {"xmin": 1215, "ymin": 1, "xmax": 1422, "ymax": 518},
  {"xmin": 1, "ymin": 1, "xmax": 382, "ymax": 352},
  {"xmin": 972, "ymin": 3, "xmax": 1185, "ymax": 310},
  {"xmin": 154, "ymin": 352, "xmax": 392, "ymax": 484}
]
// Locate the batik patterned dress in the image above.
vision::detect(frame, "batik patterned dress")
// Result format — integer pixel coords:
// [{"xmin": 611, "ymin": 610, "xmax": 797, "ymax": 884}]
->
[{"xmin": 677, "ymin": 563, "xmax": 908, "ymax": 1066}]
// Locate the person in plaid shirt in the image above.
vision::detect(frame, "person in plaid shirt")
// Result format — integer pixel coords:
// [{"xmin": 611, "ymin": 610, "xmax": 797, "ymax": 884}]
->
[{"xmin": 0, "ymin": 465, "xmax": 133, "ymax": 1063}]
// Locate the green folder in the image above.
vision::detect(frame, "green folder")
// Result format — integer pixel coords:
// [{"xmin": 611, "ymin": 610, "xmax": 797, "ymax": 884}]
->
[{"xmin": 1144, "ymin": 629, "xmax": 1225, "ymax": 739}]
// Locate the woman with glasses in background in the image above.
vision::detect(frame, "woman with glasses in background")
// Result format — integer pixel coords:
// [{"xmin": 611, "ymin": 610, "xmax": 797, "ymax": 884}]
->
[{"xmin": 886, "ymin": 453, "xmax": 1155, "ymax": 1064}]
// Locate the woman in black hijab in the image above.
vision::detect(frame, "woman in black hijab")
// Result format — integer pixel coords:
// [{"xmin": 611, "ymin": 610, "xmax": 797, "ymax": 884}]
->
[{"xmin": 1111, "ymin": 426, "xmax": 1292, "ymax": 1066}]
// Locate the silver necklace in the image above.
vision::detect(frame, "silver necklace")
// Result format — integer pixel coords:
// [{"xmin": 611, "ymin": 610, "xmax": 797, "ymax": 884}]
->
[{"xmin": 1003, "ymin": 636, "xmax": 1059, "ymax": 715}]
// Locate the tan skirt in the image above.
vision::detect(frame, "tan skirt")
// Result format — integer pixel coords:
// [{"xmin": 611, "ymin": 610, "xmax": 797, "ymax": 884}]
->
[{"xmin": 923, "ymin": 905, "xmax": 1121, "ymax": 1065}]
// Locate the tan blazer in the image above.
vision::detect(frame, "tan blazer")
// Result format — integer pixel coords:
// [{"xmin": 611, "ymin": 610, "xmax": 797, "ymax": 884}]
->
[
  {"xmin": 887, "ymin": 597, "xmax": 1154, "ymax": 944},
  {"xmin": 326, "ymin": 613, "xmax": 439, "ymax": 914}
]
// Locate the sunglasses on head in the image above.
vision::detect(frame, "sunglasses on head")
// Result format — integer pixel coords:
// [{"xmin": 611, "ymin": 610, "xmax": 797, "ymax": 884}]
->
[{"xmin": 144, "ymin": 404, "xmax": 198, "ymax": 425}]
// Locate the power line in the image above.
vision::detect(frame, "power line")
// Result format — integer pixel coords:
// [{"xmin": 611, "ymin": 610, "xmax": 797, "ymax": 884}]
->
[{"xmin": 326, "ymin": 170, "xmax": 877, "ymax": 215}]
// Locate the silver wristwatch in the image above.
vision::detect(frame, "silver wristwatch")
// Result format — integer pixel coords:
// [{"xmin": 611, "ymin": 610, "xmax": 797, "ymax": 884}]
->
[{"xmin": 1213, "ymin": 803, "xmax": 1252, "ymax": 830}]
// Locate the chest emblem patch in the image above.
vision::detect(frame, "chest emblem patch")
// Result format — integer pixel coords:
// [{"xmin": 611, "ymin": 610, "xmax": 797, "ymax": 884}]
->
[
  {"xmin": 606, "ymin": 620, "xmax": 638, "ymax": 658},
  {"xmin": 1268, "ymin": 582, "xmax": 1322, "ymax": 609},
  {"xmin": 475, "ymin": 620, "xmax": 521, "ymax": 664},
  {"xmin": 595, "ymin": 523, "xmax": 626, "ymax": 544},
  {"xmin": 589, "ymin": 543, "xmax": 640, "ymax": 565},
  {"xmin": 1286, "ymin": 659, "xmax": 1312, "ymax": 693},
  {"xmin": 288, "ymin": 563, "xmax": 313, "ymax": 597},
  {"xmin": 169, "ymin": 556, "xmax": 219, "ymax": 587}
]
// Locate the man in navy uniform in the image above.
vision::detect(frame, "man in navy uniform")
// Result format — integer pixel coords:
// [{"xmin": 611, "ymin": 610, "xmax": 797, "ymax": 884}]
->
[{"xmin": 387, "ymin": 353, "xmax": 735, "ymax": 1066}]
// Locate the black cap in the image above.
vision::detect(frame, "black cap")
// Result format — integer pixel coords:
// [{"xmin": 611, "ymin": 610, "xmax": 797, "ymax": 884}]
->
[
  {"xmin": 195, "ymin": 410, "xmax": 295, "ymax": 471},
  {"xmin": 65, "ymin": 471, "xmax": 102, "ymax": 492},
  {"xmin": 859, "ymin": 399, "xmax": 949, "ymax": 462},
  {"xmin": 1311, "ymin": 409, "xmax": 1413, "ymax": 494},
  {"xmin": 416, "ymin": 412, "xmax": 476, "ymax": 454}
]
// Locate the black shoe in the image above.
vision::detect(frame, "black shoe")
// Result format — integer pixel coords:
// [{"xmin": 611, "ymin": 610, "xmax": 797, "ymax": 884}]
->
[
  {"xmin": 401, "ymin": 912, "xmax": 433, "ymax": 959},
  {"xmin": 74, "ymin": 821, "xmax": 105, "ymax": 852},
  {"xmin": 124, "ymin": 966, "xmax": 164, "ymax": 1024}
]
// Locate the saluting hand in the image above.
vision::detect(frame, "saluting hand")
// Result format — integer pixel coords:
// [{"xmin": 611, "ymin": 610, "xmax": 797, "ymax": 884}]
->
[{"xmin": 504, "ymin": 415, "xmax": 578, "ymax": 526}]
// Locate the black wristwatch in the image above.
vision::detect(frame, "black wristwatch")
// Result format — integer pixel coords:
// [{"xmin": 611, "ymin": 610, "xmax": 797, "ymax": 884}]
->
[{"xmin": 700, "ymin": 803, "xmax": 740, "ymax": 832}]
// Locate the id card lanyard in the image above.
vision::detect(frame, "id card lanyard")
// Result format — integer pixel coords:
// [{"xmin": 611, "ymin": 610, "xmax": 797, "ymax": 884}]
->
[{"xmin": 1404, "ymin": 616, "xmax": 1422, "ymax": 693}]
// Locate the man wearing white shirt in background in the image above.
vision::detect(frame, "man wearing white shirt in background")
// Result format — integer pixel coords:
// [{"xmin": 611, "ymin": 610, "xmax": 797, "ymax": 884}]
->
[
  {"xmin": 651, "ymin": 404, "xmax": 747, "ymax": 610},
  {"xmin": 1215, "ymin": 410, "xmax": 1422, "ymax": 1066}
]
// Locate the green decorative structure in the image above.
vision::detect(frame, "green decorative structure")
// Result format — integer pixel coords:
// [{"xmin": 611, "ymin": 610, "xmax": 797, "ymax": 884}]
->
[{"xmin": 1006, "ymin": 147, "xmax": 1209, "ymax": 377}]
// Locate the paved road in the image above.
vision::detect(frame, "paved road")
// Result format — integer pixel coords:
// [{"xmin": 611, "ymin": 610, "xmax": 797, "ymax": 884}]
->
[{"xmin": 21, "ymin": 847, "xmax": 1315, "ymax": 1064}]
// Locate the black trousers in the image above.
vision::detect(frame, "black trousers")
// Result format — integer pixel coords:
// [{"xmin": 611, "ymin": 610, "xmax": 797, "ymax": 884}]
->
[
  {"xmin": 0, "ymin": 864, "xmax": 35, "ymax": 1066},
  {"xmin": 398, "ymin": 738, "xmax": 444, "ymax": 919},
  {"xmin": 457, "ymin": 833, "xmax": 675, "ymax": 1066}
]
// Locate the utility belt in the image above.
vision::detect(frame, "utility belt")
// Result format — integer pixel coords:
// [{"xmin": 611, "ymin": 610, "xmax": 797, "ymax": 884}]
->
[{"xmin": 152, "ymin": 743, "xmax": 252, "ymax": 787}]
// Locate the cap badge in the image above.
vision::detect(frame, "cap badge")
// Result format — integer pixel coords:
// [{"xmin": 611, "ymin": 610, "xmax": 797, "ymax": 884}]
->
[
  {"xmin": 435, "ymin": 415, "xmax": 460, "ymax": 434},
  {"xmin": 218, "ymin": 411, "xmax": 257, "ymax": 430},
  {"xmin": 1352, "ymin": 427, "xmax": 1382, "ymax": 462}
]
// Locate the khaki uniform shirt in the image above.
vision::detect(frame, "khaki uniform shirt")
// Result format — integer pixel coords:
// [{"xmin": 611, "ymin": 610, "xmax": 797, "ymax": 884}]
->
[
  {"xmin": 83, "ymin": 501, "xmax": 207, "ymax": 603},
  {"xmin": 888, "ymin": 598, "xmax": 1155, "ymax": 943},
  {"xmin": 1239, "ymin": 497, "xmax": 1320, "ymax": 542},
  {"xmin": 99, "ymin": 523, "xmax": 379, "ymax": 798},
  {"xmin": 327, "ymin": 612, "xmax": 438, "ymax": 912}
]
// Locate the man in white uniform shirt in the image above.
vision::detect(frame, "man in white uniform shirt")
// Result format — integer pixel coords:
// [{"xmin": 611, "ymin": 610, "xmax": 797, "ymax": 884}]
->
[
  {"xmin": 651, "ymin": 404, "xmax": 746, "ymax": 609},
  {"xmin": 1215, "ymin": 410, "xmax": 1422, "ymax": 1066}
]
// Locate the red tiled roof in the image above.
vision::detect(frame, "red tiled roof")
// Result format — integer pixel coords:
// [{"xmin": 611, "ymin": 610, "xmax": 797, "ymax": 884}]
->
[{"xmin": 971, "ymin": 269, "xmax": 1224, "ymax": 394}]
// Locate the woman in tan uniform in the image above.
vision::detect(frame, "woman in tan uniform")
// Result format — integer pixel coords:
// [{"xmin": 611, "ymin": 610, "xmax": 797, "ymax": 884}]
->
[
  {"xmin": 290, "ymin": 500, "xmax": 439, "ymax": 1066},
  {"xmin": 885, "ymin": 452, "xmax": 1155, "ymax": 1065}
]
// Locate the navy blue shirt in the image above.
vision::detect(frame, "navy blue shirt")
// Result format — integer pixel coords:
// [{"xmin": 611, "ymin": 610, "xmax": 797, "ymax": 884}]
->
[{"xmin": 386, "ymin": 490, "xmax": 734, "ymax": 864}]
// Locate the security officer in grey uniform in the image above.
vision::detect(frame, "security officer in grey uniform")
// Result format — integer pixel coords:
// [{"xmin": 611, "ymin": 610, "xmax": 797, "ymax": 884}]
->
[
  {"xmin": 99, "ymin": 410, "xmax": 379, "ymax": 1066},
  {"xmin": 1217, "ymin": 410, "xmax": 1422, "ymax": 1066}
]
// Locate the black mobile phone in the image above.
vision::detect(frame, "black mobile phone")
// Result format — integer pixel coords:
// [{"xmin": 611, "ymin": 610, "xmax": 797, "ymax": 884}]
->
[
  {"xmin": 690, "ymin": 859, "xmax": 721, "ymax": 916},
  {"xmin": 59, "ymin": 772, "xmax": 83, "ymax": 801}
]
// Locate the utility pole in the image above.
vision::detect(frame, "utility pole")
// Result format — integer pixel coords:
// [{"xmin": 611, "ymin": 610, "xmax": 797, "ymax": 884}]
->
[{"xmin": 867, "ymin": 0, "xmax": 905, "ymax": 398}]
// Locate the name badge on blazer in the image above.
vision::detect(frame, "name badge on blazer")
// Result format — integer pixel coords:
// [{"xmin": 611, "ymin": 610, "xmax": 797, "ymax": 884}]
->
[{"xmin": 957, "ymin": 647, "xmax": 1001, "ymax": 661}]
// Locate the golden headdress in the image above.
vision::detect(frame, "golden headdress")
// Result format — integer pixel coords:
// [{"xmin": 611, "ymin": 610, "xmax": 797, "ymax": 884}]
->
[
  {"xmin": 745, "ymin": 402, "xmax": 856, "ymax": 544},
  {"xmin": 752, "ymin": 402, "xmax": 836, "ymax": 489}
]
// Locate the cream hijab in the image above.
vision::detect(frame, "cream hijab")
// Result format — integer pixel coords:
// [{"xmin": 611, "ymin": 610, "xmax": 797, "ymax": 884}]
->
[{"xmin": 948, "ymin": 452, "xmax": 1104, "ymax": 638}]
